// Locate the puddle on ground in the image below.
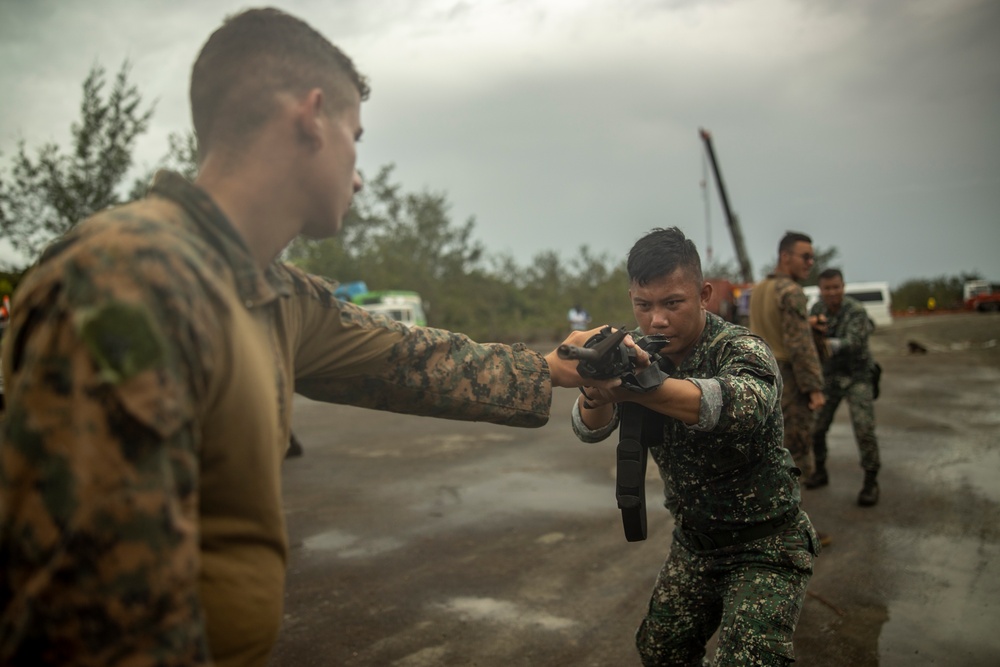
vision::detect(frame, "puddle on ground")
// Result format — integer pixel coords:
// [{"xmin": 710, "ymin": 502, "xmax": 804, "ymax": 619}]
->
[
  {"xmin": 303, "ymin": 528, "xmax": 405, "ymax": 558},
  {"xmin": 343, "ymin": 432, "xmax": 515, "ymax": 459},
  {"xmin": 890, "ymin": 430, "xmax": 1000, "ymax": 505},
  {"xmin": 942, "ymin": 446, "xmax": 1000, "ymax": 504},
  {"xmin": 878, "ymin": 528, "xmax": 1000, "ymax": 663},
  {"xmin": 412, "ymin": 470, "xmax": 619, "ymax": 528},
  {"xmin": 434, "ymin": 596, "xmax": 576, "ymax": 631}
]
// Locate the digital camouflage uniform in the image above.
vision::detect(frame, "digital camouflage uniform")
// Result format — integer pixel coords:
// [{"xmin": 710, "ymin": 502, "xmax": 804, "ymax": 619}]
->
[
  {"xmin": 572, "ymin": 313, "xmax": 820, "ymax": 666},
  {"xmin": 0, "ymin": 172, "xmax": 553, "ymax": 667},
  {"xmin": 809, "ymin": 296, "xmax": 881, "ymax": 474},
  {"xmin": 749, "ymin": 273, "xmax": 825, "ymax": 477}
]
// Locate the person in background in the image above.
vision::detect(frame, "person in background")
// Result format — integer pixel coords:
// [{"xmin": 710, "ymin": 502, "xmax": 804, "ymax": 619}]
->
[
  {"xmin": 749, "ymin": 231, "xmax": 830, "ymax": 547},
  {"xmin": 568, "ymin": 303, "xmax": 591, "ymax": 331},
  {"xmin": 806, "ymin": 268, "xmax": 881, "ymax": 506},
  {"xmin": 573, "ymin": 227, "xmax": 819, "ymax": 666},
  {"xmin": 0, "ymin": 294, "xmax": 10, "ymax": 335},
  {"xmin": 748, "ymin": 231, "xmax": 826, "ymax": 479}
]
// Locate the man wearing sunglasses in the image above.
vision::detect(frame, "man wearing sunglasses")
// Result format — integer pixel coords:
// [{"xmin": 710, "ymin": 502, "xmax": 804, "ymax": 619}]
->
[{"xmin": 749, "ymin": 232, "xmax": 826, "ymax": 488}]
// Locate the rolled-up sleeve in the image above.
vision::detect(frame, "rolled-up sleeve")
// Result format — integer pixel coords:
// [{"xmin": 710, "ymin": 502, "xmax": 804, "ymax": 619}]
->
[
  {"xmin": 570, "ymin": 399, "xmax": 620, "ymax": 443},
  {"xmin": 683, "ymin": 378, "xmax": 723, "ymax": 432}
]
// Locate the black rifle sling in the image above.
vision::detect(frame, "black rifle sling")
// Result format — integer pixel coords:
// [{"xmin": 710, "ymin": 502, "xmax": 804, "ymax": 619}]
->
[{"xmin": 616, "ymin": 403, "xmax": 662, "ymax": 542}]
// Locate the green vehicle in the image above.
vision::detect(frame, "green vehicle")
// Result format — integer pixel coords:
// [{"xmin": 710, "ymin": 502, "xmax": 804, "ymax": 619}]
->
[{"xmin": 351, "ymin": 290, "xmax": 427, "ymax": 328}]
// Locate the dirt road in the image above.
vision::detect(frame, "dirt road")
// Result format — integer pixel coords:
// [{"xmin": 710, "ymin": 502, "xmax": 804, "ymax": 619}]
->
[{"xmin": 270, "ymin": 313, "xmax": 1000, "ymax": 666}]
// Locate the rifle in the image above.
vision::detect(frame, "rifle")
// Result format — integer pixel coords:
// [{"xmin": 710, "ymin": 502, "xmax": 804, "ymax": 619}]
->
[
  {"xmin": 557, "ymin": 326, "xmax": 670, "ymax": 541},
  {"xmin": 556, "ymin": 325, "xmax": 669, "ymax": 392}
]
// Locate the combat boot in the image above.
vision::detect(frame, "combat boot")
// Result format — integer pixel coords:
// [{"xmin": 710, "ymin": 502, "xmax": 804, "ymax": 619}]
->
[
  {"xmin": 285, "ymin": 433, "xmax": 304, "ymax": 459},
  {"xmin": 804, "ymin": 464, "xmax": 828, "ymax": 489},
  {"xmin": 858, "ymin": 470, "xmax": 879, "ymax": 507}
]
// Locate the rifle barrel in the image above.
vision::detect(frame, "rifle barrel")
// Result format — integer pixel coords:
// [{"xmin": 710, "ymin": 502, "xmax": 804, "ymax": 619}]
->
[{"xmin": 557, "ymin": 344, "xmax": 602, "ymax": 362}]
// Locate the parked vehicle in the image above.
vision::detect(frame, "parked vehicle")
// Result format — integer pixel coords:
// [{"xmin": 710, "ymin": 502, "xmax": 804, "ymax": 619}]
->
[
  {"xmin": 331, "ymin": 281, "xmax": 428, "ymax": 327},
  {"xmin": 351, "ymin": 290, "xmax": 428, "ymax": 328},
  {"xmin": 333, "ymin": 280, "xmax": 370, "ymax": 302},
  {"xmin": 963, "ymin": 279, "xmax": 1000, "ymax": 312}
]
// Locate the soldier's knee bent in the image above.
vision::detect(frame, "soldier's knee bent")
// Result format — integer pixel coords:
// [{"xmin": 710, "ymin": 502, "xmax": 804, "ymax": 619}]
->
[{"xmin": 636, "ymin": 617, "xmax": 706, "ymax": 667}]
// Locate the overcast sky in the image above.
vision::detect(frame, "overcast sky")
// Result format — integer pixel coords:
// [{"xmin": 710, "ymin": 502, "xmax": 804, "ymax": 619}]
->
[{"xmin": 2, "ymin": 0, "xmax": 998, "ymax": 288}]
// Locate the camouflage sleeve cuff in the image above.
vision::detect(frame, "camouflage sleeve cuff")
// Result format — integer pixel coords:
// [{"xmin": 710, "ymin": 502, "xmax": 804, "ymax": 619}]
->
[
  {"xmin": 571, "ymin": 398, "xmax": 620, "ymax": 443},
  {"xmin": 684, "ymin": 378, "xmax": 722, "ymax": 432}
]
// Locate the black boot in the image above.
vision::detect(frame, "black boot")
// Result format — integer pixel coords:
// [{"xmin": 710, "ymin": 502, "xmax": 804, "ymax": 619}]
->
[
  {"xmin": 858, "ymin": 470, "xmax": 879, "ymax": 506},
  {"xmin": 804, "ymin": 464, "xmax": 828, "ymax": 489},
  {"xmin": 285, "ymin": 433, "xmax": 304, "ymax": 459}
]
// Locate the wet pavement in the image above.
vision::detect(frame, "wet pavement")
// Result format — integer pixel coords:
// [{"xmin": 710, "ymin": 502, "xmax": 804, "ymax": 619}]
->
[{"xmin": 269, "ymin": 313, "xmax": 1000, "ymax": 666}]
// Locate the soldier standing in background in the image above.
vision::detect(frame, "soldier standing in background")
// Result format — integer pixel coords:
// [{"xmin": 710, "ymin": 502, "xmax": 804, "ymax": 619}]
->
[
  {"xmin": 0, "ymin": 8, "xmax": 626, "ymax": 666},
  {"xmin": 0, "ymin": 294, "xmax": 10, "ymax": 339},
  {"xmin": 749, "ymin": 231, "xmax": 829, "ymax": 544},
  {"xmin": 568, "ymin": 303, "xmax": 591, "ymax": 332},
  {"xmin": 806, "ymin": 268, "xmax": 881, "ymax": 506},
  {"xmin": 749, "ymin": 232, "xmax": 826, "ymax": 476}
]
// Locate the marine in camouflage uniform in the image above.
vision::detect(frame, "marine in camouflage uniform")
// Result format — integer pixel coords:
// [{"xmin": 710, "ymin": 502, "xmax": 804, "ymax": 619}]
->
[
  {"xmin": 749, "ymin": 271, "xmax": 825, "ymax": 478},
  {"xmin": 806, "ymin": 270, "xmax": 881, "ymax": 505},
  {"xmin": 0, "ymin": 10, "xmax": 628, "ymax": 665},
  {"xmin": 0, "ymin": 171, "xmax": 566, "ymax": 666},
  {"xmin": 572, "ymin": 228, "xmax": 819, "ymax": 666}
]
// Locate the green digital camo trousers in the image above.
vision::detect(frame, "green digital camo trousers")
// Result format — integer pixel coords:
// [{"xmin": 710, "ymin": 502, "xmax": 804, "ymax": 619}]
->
[
  {"xmin": 636, "ymin": 517, "xmax": 817, "ymax": 667},
  {"xmin": 778, "ymin": 362, "xmax": 816, "ymax": 478},
  {"xmin": 812, "ymin": 375, "xmax": 881, "ymax": 473}
]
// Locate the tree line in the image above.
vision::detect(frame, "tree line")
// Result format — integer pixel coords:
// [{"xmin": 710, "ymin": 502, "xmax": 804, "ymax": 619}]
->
[{"xmin": 0, "ymin": 62, "xmax": 984, "ymax": 341}]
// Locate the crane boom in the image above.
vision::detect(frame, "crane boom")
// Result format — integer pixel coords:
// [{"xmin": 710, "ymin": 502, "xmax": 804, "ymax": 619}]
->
[{"xmin": 699, "ymin": 128, "xmax": 754, "ymax": 284}]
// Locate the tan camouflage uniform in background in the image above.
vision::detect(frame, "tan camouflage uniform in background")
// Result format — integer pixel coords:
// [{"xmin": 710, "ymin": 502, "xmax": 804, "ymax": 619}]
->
[
  {"xmin": 0, "ymin": 172, "xmax": 554, "ymax": 667},
  {"xmin": 749, "ymin": 273, "xmax": 825, "ymax": 477}
]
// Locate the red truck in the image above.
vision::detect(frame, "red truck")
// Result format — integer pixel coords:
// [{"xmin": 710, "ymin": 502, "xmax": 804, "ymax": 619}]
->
[{"xmin": 964, "ymin": 280, "xmax": 1000, "ymax": 312}]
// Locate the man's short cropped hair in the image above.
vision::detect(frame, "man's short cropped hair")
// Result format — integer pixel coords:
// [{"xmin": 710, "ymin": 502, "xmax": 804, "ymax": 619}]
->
[
  {"xmin": 191, "ymin": 7, "xmax": 370, "ymax": 160},
  {"xmin": 818, "ymin": 268, "xmax": 843, "ymax": 282},
  {"xmin": 627, "ymin": 227, "xmax": 703, "ymax": 287},
  {"xmin": 778, "ymin": 231, "xmax": 812, "ymax": 256}
]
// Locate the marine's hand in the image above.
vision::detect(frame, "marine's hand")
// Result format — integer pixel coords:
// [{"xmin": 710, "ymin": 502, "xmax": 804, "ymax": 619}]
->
[
  {"xmin": 546, "ymin": 325, "xmax": 645, "ymax": 389},
  {"xmin": 808, "ymin": 390, "xmax": 826, "ymax": 411}
]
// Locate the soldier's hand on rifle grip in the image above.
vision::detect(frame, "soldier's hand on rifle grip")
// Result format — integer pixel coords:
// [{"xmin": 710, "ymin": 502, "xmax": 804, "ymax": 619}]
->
[{"xmin": 578, "ymin": 385, "xmax": 618, "ymax": 431}]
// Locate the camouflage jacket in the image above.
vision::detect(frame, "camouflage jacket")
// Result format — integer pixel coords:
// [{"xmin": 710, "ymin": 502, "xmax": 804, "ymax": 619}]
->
[
  {"xmin": 0, "ymin": 171, "xmax": 552, "ymax": 667},
  {"xmin": 749, "ymin": 273, "xmax": 824, "ymax": 394},
  {"xmin": 810, "ymin": 296, "xmax": 874, "ymax": 380},
  {"xmin": 573, "ymin": 313, "xmax": 802, "ymax": 533}
]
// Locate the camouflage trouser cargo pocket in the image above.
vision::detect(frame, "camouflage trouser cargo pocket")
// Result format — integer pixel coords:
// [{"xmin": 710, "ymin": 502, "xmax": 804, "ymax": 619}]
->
[{"xmin": 713, "ymin": 534, "xmax": 811, "ymax": 667}]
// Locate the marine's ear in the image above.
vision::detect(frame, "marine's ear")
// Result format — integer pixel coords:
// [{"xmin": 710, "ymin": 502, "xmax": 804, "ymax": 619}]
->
[{"xmin": 294, "ymin": 88, "xmax": 327, "ymax": 151}]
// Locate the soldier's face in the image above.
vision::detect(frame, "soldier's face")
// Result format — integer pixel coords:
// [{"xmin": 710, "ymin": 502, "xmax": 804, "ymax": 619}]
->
[
  {"xmin": 783, "ymin": 241, "xmax": 815, "ymax": 282},
  {"xmin": 629, "ymin": 268, "xmax": 710, "ymax": 363},
  {"xmin": 302, "ymin": 92, "xmax": 364, "ymax": 239},
  {"xmin": 819, "ymin": 275, "xmax": 844, "ymax": 310}
]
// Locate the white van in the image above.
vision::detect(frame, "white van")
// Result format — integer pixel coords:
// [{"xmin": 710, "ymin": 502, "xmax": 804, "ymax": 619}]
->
[
  {"xmin": 352, "ymin": 290, "xmax": 428, "ymax": 328},
  {"xmin": 804, "ymin": 281, "xmax": 893, "ymax": 330}
]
